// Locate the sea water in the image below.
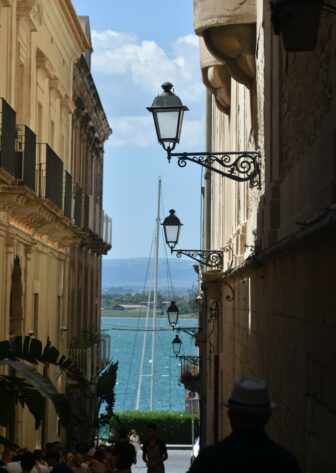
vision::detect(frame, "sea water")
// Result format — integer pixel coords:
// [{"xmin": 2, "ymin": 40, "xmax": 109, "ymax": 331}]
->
[{"xmin": 101, "ymin": 316, "xmax": 198, "ymax": 412}]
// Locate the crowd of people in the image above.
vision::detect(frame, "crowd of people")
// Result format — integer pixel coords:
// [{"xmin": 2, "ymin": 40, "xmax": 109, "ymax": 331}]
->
[{"xmin": 0, "ymin": 423, "xmax": 168, "ymax": 473}]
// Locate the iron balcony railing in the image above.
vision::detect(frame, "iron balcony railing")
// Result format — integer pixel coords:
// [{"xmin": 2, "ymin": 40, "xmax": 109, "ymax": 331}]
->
[
  {"xmin": 0, "ymin": 97, "xmax": 17, "ymax": 177},
  {"xmin": 36, "ymin": 144, "xmax": 64, "ymax": 209},
  {"xmin": 63, "ymin": 171, "xmax": 72, "ymax": 220},
  {"xmin": 68, "ymin": 335, "xmax": 111, "ymax": 381},
  {"xmin": 74, "ymin": 183, "xmax": 82, "ymax": 226},
  {"xmin": 16, "ymin": 125, "xmax": 36, "ymax": 190}
]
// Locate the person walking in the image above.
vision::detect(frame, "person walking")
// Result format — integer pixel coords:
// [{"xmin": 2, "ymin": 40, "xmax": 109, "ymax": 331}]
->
[
  {"xmin": 142, "ymin": 423, "xmax": 168, "ymax": 473},
  {"xmin": 188, "ymin": 377, "xmax": 301, "ymax": 473},
  {"xmin": 129, "ymin": 430, "xmax": 141, "ymax": 455}
]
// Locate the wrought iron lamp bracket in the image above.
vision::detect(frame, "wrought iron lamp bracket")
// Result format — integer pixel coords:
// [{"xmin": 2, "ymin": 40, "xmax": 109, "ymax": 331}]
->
[
  {"xmin": 223, "ymin": 281, "xmax": 235, "ymax": 302},
  {"xmin": 175, "ymin": 326, "xmax": 199, "ymax": 337},
  {"xmin": 167, "ymin": 148, "xmax": 261, "ymax": 189},
  {"xmin": 178, "ymin": 355, "xmax": 200, "ymax": 367},
  {"xmin": 173, "ymin": 249, "xmax": 224, "ymax": 269}
]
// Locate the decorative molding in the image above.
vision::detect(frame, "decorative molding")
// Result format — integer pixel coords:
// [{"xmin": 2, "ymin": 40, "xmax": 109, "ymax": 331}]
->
[
  {"xmin": 49, "ymin": 79, "xmax": 66, "ymax": 98},
  {"xmin": 36, "ymin": 49, "xmax": 55, "ymax": 79},
  {"xmin": 203, "ymin": 24, "xmax": 256, "ymax": 90},
  {"xmin": 61, "ymin": 95, "xmax": 76, "ymax": 114},
  {"xmin": 0, "ymin": 0, "xmax": 12, "ymax": 6},
  {"xmin": 73, "ymin": 56, "xmax": 112, "ymax": 142},
  {"xmin": 194, "ymin": 0, "xmax": 257, "ymax": 90},
  {"xmin": 16, "ymin": 0, "xmax": 44, "ymax": 32},
  {"xmin": 200, "ymin": 38, "xmax": 231, "ymax": 114}
]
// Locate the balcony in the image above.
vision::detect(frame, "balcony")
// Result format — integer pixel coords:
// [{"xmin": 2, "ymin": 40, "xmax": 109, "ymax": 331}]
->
[
  {"xmin": 16, "ymin": 125, "xmax": 36, "ymax": 190},
  {"xmin": 0, "ymin": 98, "xmax": 17, "ymax": 178},
  {"xmin": 74, "ymin": 184, "xmax": 82, "ymax": 226},
  {"xmin": 68, "ymin": 335, "xmax": 111, "ymax": 381},
  {"xmin": 36, "ymin": 144, "xmax": 64, "ymax": 209},
  {"xmin": 0, "ymin": 99, "xmax": 112, "ymax": 252},
  {"xmin": 63, "ymin": 171, "xmax": 72, "ymax": 220},
  {"xmin": 179, "ymin": 355, "xmax": 200, "ymax": 393}
]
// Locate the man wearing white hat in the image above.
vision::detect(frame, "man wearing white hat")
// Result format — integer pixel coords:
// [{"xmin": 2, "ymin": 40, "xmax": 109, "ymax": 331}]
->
[{"xmin": 188, "ymin": 378, "xmax": 301, "ymax": 473}]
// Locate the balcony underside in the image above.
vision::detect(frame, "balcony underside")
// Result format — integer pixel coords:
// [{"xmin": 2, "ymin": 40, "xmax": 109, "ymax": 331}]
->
[{"xmin": 0, "ymin": 176, "xmax": 110, "ymax": 254}]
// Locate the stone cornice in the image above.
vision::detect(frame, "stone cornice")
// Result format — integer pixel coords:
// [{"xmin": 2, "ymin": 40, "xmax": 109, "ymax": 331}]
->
[
  {"xmin": 60, "ymin": 0, "xmax": 90, "ymax": 52},
  {"xmin": 73, "ymin": 55, "xmax": 112, "ymax": 142}
]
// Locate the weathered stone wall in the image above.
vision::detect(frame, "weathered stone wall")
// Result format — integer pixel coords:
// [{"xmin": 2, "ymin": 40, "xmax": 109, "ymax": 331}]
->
[
  {"xmin": 217, "ymin": 234, "xmax": 336, "ymax": 471},
  {"xmin": 198, "ymin": 1, "xmax": 336, "ymax": 471}
]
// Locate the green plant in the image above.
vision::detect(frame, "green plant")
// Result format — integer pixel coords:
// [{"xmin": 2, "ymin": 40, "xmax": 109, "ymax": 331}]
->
[
  {"xmin": 108, "ymin": 411, "xmax": 199, "ymax": 444},
  {"xmin": 0, "ymin": 335, "xmax": 87, "ymax": 447}
]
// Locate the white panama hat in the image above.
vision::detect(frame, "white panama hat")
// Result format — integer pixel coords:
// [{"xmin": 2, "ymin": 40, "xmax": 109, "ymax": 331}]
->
[{"xmin": 223, "ymin": 377, "xmax": 277, "ymax": 412}]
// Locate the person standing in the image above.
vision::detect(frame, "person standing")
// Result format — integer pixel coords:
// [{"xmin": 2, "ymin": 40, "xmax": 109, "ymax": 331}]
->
[
  {"xmin": 142, "ymin": 423, "xmax": 168, "ymax": 473},
  {"xmin": 32, "ymin": 451, "xmax": 49, "ymax": 473},
  {"xmin": 188, "ymin": 378, "xmax": 301, "ymax": 473},
  {"xmin": 113, "ymin": 427, "xmax": 136, "ymax": 473},
  {"xmin": 44, "ymin": 450, "xmax": 73, "ymax": 473}
]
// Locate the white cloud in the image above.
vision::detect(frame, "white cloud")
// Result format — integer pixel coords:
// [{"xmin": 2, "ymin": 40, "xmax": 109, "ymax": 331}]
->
[
  {"xmin": 107, "ymin": 115, "xmax": 153, "ymax": 148},
  {"xmin": 106, "ymin": 114, "xmax": 204, "ymax": 150},
  {"xmin": 91, "ymin": 30, "xmax": 203, "ymax": 103}
]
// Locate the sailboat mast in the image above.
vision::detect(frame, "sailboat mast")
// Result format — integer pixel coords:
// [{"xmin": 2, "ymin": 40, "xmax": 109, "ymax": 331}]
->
[{"xmin": 150, "ymin": 178, "xmax": 161, "ymax": 411}]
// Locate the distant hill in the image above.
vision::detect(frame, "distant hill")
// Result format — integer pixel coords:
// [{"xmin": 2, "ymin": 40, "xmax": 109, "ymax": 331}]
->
[{"xmin": 102, "ymin": 257, "xmax": 198, "ymax": 291}]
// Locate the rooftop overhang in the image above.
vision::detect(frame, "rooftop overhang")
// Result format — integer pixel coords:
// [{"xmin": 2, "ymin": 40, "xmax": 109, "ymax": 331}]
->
[{"xmin": 194, "ymin": 0, "xmax": 257, "ymax": 94}]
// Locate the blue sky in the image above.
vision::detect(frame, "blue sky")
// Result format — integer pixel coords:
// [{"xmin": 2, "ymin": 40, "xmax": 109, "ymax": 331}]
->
[{"xmin": 72, "ymin": 0, "xmax": 205, "ymax": 258}]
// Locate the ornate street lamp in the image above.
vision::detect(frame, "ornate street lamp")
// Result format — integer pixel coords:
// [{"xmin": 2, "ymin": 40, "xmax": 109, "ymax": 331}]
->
[
  {"xmin": 162, "ymin": 210, "xmax": 183, "ymax": 253},
  {"xmin": 167, "ymin": 301, "xmax": 180, "ymax": 328},
  {"xmin": 147, "ymin": 82, "xmax": 188, "ymax": 152},
  {"xmin": 271, "ymin": 1, "xmax": 336, "ymax": 51},
  {"xmin": 162, "ymin": 209, "xmax": 231, "ymax": 270},
  {"xmin": 172, "ymin": 334, "xmax": 182, "ymax": 357},
  {"xmin": 147, "ymin": 83, "xmax": 260, "ymax": 187}
]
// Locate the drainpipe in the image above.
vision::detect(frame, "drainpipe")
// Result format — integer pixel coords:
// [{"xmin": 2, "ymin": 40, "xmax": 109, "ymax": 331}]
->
[
  {"xmin": 200, "ymin": 89, "xmax": 213, "ymax": 449},
  {"xmin": 204, "ymin": 89, "xmax": 212, "ymax": 251}
]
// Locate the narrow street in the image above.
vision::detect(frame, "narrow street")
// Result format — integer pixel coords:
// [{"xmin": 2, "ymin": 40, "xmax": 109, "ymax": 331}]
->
[{"xmin": 134, "ymin": 449, "xmax": 192, "ymax": 473}]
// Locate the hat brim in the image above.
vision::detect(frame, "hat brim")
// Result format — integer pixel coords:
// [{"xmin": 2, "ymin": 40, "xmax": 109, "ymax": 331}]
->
[{"xmin": 222, "ymin": 400, "xmax": 277, "ymax": 412}]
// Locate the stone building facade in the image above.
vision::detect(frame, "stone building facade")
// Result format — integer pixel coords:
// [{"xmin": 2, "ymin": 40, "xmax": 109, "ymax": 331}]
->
[
  {"xmin": 193, "ymin": 1, "xmax": 336, "ymax": 471},
  {"xmin": 0, "ymin": 0, "xmax": 111, "ymax": 448}
]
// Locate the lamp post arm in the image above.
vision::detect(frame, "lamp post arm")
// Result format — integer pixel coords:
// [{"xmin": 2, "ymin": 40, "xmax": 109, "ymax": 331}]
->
[
  {"xmin": 173, "ymin": 249, "xmax": 224, "ymax": 269},
  {"xmin": 175, "ymin": 327, "xmax": 199, "ymax": 337},
  {"xmin": 167, "ymin": 149, "xmax": 261, "ymax": 188}
]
